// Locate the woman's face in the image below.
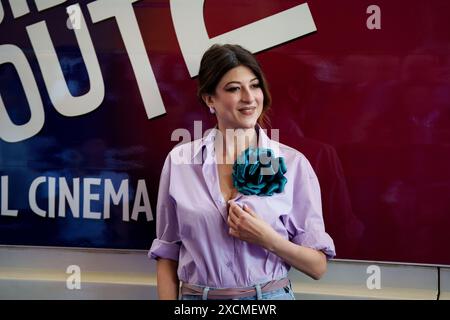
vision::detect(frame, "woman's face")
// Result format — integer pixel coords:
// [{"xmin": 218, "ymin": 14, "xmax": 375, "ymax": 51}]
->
[{"xmin": 205, "ymin": 65, "xmax": 264, "ymax": 130}]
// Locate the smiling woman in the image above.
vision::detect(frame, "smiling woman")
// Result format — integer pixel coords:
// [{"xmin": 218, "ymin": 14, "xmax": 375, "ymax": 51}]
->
[
  {"xmin": 149, "ymin": 44, "xmax": 335, "ymax": 301},
  {"xmin": 204, "ymin": 65, "xmax": 263, "ymax": 128},
  {"xmin": 197, "ymin": 44, "xmax": 272, "ymax": 130}
]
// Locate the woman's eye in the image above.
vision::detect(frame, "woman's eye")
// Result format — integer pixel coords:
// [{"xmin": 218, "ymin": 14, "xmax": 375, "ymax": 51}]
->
[
  {"xmin": 226, "ymin": 87, "xmax": 240, "ymax": 92},
  {"xmin": 251, "ymin": 83, "xmax": 261, "ymax": 89}
]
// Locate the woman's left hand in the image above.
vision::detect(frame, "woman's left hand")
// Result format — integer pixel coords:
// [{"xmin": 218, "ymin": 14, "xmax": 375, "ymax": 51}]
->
[
  {"xmin": 228, "ymin": 201, "xmax": 328, "ymax": 280},
  {"xmin": 227, "ymin": 201, "xmax": 280, "ymax": 249}
]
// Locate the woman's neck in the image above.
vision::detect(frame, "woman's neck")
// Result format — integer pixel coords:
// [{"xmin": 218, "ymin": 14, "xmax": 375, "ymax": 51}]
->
[{"xmin": 215, "ymin": 125, "xmax": 258, "ymax": 165}]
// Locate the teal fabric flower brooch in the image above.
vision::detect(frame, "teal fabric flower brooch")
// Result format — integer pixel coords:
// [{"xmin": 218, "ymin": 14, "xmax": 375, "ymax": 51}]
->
[{"xmin": 232, "ymin": 147, "xmax": 287, "ymax": 196}]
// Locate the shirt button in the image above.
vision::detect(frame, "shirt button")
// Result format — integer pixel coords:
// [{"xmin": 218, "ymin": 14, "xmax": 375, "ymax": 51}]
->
[{"xmin": 226, "ymin": 262, "xmax": 233, "ymax": 268}]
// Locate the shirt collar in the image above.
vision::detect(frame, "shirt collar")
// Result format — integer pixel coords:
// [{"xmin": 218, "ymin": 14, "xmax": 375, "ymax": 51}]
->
[{"xmin": 191, "ymin": 124, "xmax": 281, "ymax": 162}]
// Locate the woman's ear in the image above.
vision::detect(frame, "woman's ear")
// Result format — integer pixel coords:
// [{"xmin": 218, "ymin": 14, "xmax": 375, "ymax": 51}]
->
[{"xmin": 202, "ymin": 94, "xmax": 214, "ymax": 108}]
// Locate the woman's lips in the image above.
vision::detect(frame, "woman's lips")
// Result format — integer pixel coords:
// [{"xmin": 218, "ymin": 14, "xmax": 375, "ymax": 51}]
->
[{"xmin": 238, "ymin": 107, "xmax": 256, "ymax": 116}]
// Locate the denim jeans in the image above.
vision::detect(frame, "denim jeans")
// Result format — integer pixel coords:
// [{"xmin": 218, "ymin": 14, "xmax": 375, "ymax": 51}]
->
[{"xmin": 180, "ymin": 280, "xmax": 296, "ymax": 300}]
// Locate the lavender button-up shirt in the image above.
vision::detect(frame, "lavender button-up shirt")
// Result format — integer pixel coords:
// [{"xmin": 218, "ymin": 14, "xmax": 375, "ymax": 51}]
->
[{"xmin": 149, "ymin": 125, "xmax": 335, "ymax": 288}]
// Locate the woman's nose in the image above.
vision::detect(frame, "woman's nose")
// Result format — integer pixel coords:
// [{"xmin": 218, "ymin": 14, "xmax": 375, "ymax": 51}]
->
[{"xmin": 240, "ymin": 86, "xmax": 255, "ymax": 103}]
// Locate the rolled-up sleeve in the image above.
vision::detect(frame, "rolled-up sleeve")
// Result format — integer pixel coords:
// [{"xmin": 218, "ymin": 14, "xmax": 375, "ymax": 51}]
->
[
  {"xmin": 284, "ymin": 155, "xmax": 336, "ymax": 259},
  {"xmin": 148, "ymin": 154, "xmax": 181, "ymax": 261}
]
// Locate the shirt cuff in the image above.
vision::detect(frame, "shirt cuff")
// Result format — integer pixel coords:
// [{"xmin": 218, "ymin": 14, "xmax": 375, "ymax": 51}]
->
[
  {"xmin": 292, "ymin": 231, "xmax": 336, "ymax": 260},
  {"xmin": 148, "ymin": 238, "xmax": 181, "ymax": 261}
]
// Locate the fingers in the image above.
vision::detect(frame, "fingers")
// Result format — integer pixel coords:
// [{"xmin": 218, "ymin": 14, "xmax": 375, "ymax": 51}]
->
[
  {"xmin": 229, "ymin": 201, "xmax": 257, "ymax": 219},
  {"xmin": 227, "ymin": 213, "xmax": 238, "ymax": 229},
  {"xmin": 228, "ymin": 201, "xmax": 242, "ymax": 214},
  {"xmin": 228, "ymin": 201, "xmax": 258, "ymax": 223},
  {"xmin": 242, "ymin": 204, "xmax": 257, "ymax": 217},
  {"xmin": 227, "ymin": 201, "xmax": 244, "ymax": 236},
  {"xmin": 228, "ymin": 227, "xmax": 238, "ymax": 238},
  {"xmin": 227, "ymin": 203, "xmax": 240, "ymax": 233},
  {"xmin": 227, "ymin": 201, "xmax": 258, "ymax": 229}
]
